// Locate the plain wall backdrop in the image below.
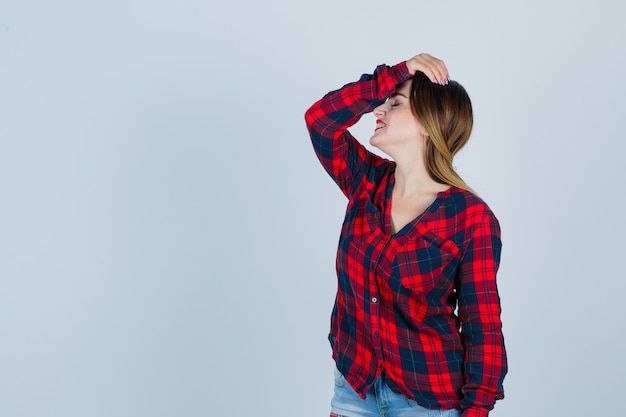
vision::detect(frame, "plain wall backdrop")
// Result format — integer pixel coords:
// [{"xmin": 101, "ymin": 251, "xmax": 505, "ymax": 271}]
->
[{"xmin": 1, "ymin": 1, "xmax": 624, "ymax": 416}]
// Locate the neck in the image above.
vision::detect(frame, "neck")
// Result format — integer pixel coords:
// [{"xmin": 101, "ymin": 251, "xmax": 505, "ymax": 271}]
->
[{"xmin": 393, "ymin": 158, "xmax": 448, "ymax": 197}]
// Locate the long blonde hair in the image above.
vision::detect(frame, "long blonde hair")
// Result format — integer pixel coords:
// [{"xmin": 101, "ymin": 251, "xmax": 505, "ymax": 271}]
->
[{"xmin": 410, "ymin": 72, "xmax": 476, "ymax": 195}]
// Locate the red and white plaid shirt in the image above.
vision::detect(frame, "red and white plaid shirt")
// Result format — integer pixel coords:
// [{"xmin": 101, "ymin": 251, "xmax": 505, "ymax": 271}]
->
[{"xmin": 305, "ymin": 61, "xmax": 507, "ymax": 417}]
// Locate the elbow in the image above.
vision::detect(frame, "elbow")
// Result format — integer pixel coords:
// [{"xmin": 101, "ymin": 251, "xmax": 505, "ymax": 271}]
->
[{"xmin": 304, "ymin": 104, "xmax": 317, "ymax": 130}]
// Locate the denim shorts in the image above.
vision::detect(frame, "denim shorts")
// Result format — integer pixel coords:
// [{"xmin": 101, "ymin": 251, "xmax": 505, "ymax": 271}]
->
[{"xmin": 330, "ymin": 367, "xmax": 461, "ymax": 417}]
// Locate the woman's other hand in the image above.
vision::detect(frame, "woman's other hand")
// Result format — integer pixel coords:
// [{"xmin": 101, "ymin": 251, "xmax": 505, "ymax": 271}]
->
[{"xmin": 406, "ymin": 53, "xmax": 449, "ymax": 85}]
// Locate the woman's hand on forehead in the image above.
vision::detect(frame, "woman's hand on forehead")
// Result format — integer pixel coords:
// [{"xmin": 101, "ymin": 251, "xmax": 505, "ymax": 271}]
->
[{"xmin": 406, "ymin": 53, "xmax": 449, "ymax": 85}]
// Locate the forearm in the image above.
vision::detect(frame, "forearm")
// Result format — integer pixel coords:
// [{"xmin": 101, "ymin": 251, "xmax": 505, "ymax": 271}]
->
[
  {"xmin": 459, "ymin": 320, "xmax": 507, "ymax": 416},
  {"xmin": 304, "ymin": 61, "xmax": 411, "ymax": 142},
  {"xmin": 458, "ymin": 213, "xmax": 507, "ymax": 415}
]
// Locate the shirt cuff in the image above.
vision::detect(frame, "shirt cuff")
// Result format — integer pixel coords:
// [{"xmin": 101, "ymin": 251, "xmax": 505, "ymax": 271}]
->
[
  {"xmin": 461, "ymin": 406, "xmax": 490, "ymax": 417},
  {"xmin": 390, "ymin": 60, "xmax": 411, "ymax": 79}
]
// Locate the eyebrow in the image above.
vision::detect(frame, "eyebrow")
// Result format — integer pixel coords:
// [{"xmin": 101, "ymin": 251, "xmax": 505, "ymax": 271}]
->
[{"xmin": 391, "ymin": 92, "xmax": 408, "ymax": 98}]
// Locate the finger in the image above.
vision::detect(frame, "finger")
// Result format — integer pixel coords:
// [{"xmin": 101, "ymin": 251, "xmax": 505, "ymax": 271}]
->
[
  {"xmin": 435, "ymin": 67, "xmax": 450, "ymax": 85},
  {"xmin": 427, "ymin": 57, "xmax": 449, "ymax": 85},
  {"xmin": 438, "ymin": 62, "xmax": 450, "ymax": 85}
]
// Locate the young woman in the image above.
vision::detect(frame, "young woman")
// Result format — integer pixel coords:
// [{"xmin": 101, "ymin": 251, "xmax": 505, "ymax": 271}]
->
[{"xmin": 304, "ymin": 53, "xmax": 507, "ymax": 417}]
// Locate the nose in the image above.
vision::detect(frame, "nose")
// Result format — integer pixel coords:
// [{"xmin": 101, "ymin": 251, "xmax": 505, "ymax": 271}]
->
[{"xmin": 373, "ymin": 103, "xmax": 386, "ymax": 117}]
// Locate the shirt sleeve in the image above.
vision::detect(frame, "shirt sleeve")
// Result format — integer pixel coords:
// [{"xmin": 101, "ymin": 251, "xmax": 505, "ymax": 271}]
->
[
  {"xmin": 304, "ymin": 62, "xmax": 411, "ymax": 199},
  {"xmin": 456, "ymin": 212, "xmax": 507, "ymax": 417}
]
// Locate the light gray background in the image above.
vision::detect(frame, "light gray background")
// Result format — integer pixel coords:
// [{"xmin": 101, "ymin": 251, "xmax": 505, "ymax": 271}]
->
[{"xmin": 1, "ymin": 1, "xmax": 624, "ymax": 416}]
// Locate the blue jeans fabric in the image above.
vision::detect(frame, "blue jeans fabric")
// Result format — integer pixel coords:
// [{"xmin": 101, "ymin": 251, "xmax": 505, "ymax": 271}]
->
[{"xmin": 331, "ymin": 367, "xmax": 461, "ymax": 417}]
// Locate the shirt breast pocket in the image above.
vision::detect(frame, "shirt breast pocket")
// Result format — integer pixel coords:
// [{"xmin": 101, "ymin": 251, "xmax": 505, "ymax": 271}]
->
[{"xmin": 394, "ymin": 234, "xmax": 460, "ymax": 292}]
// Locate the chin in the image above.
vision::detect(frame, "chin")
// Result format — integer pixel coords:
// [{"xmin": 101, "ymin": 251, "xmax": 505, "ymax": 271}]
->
[
  {"xmin": 369, "ymin": 133, "xmax": 382, "ymax": 147},
  {"xmin": 369, "ymin": 140, "xmax": 388, "ymax": 156}
]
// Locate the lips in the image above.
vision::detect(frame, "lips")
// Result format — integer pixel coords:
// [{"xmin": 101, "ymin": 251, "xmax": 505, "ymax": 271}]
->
[{"xmin": 375, "ymin": 119, "xmax": 386, "ymax": 131}]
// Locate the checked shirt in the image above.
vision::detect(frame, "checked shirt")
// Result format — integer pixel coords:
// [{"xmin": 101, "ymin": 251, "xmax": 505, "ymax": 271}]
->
[{"xmin": 304, "ymin": 62, "xmax": 507, "ymax": 417}]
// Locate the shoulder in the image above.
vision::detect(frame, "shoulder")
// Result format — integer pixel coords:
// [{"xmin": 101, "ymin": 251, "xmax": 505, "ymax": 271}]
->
[
  {"xmin": 442, "ymin": 189, "xmax": 502, "ymax": 262},
  {"xmin": 443, "ymin": 187, "xmax": 500, "ymax": 229}
]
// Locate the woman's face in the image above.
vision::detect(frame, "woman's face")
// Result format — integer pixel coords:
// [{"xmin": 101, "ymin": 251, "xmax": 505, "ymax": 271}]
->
[{"xmin": 369, "ymin": 81, "xmax": 427, "ymax": 152}]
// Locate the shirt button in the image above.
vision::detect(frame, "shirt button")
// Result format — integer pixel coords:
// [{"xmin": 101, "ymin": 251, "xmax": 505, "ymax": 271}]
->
[{"xmin": 371, "ymin": 297, "xmax": 378, "ymax": 303}]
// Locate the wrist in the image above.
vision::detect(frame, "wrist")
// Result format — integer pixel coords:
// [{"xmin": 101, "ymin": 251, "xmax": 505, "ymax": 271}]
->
[{"xmin": 405, "ymin": 59, "xmax": 416, "ymax": 75}]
